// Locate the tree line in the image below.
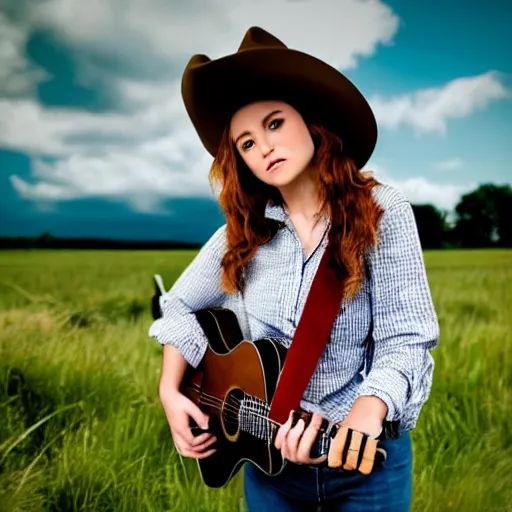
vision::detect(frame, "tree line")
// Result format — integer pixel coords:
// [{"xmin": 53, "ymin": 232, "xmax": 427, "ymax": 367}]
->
[
  {"xmin": 1, "ymin": 183, "xmax": 510, "ymax": 251},
  {"xmin": 0, "ymin": 234, "xmax": 202, "ymax": 250},
  {"xmin": 412, "ymin": 183, "xmax": 511, "ymax": 249}
]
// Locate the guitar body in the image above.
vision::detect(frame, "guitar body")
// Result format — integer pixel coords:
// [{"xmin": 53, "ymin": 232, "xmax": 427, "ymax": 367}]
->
[{"xmin": 180, "ymin": 308, "xmax": 289, "ymax": 488}]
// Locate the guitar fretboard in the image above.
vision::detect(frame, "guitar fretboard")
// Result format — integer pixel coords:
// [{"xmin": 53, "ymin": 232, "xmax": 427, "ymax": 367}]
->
[
  {"xmin": 237, "ymin": 395, "xmax": 332, "ymax": 456},
  {"xmin": 239, "ymin": 395, "xmax": 275, "ymax": 441}
]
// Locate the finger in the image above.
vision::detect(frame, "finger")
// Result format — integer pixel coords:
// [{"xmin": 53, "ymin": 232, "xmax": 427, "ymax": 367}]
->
[
  {"xmin": 285, "ymin": 419, "xmax": 306, "ymax": 459},
  {"xmin": 308, "ymin": 453, "xmax": 328, "ymax": 465},
  {"xmin": 328, "ymin": 425, "xmax": 349, "ymax": 468},
  {"xmin": 343, "ymin": 430, "xmax": 364, "ymax": 471},
  {"xmin": 179, "ymin": 447, "xmax": 217, "ymax": 459},
  {"xmin": 195, "ymin": 447, "xmax": 217, "ymax": 459},
  {"xmin": 281, "ymin": 441, "xmax": 289, "ymax": 462},
  {"xmin": 358, "ymin": 438, "xmax": 378, "ymax": 475},
  {"xmin": 172, "ymin": 433, "xmax": 191, "ymax": 455},
  {"xmin": 189, "ymin": 434, "xmax": 217, "ymax": 453},
  {"xmin": 296, "ymin": 412, "xmax": 323, "ymax": 462},
  {"xmin": 174, "ymin": 432, "xmax": 217, "ymax": 455},
  {"xmin": 274, "ymin": 411, "xmax": 293, "ymax": 450},
  {"xmin": 175, "ymin": 430, "xmax": 216, "ymax": 452},
  {"xmin": 174, "ymin": 425, "xmax": 195, "ymax": 445},
  {"xmin": 184, "ymin": 401, "xmax": 210, "ymax": 430},
  {"xmin": 190, "ymin": 432, "xmax": 215, "ymax": 447}
]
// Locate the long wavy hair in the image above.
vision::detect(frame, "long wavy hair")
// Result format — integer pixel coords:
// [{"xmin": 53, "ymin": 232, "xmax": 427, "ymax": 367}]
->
[{"xmin": 209, "ymin": 119, "xmax": 384, "ymax": 301}]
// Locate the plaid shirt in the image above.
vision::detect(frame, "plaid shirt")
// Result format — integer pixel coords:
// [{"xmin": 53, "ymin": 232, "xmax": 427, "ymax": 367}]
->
[{"xmin": 149, "ymin": 184, "xmax": 439, "ymax": 432}]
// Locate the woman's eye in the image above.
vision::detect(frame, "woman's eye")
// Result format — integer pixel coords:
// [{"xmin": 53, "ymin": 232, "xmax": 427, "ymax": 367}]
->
[
  {"xmin": 242, "ymin": 140, "xmax": 254, "ymax": 151},
  {"xmin": 269, "ymin": 118, "xmax": 283, "ymax": 130}
]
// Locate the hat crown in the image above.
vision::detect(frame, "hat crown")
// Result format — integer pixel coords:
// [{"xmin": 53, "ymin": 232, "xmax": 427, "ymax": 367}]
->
[{"xmin": 237, "ymin": 26, "xmax": 288, "ymax": 52}]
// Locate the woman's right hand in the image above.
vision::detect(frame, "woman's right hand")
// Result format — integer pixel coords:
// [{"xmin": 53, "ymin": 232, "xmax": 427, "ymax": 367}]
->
[{"xmin": 159, "ymin": 388, "xmax": 217, "ymax": 459}]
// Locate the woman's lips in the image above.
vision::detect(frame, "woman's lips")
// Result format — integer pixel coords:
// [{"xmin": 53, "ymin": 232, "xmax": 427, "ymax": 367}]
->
[{"xmin": 267, "ymin": 159, "xmax": 286, "ymax": 171}]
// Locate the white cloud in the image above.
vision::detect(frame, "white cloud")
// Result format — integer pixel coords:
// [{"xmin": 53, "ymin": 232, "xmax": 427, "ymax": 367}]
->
[
  {"xmin": 0, "ymin": 13, "xmax": 47, "ymax": 97},
  {"xmin": 369, "ymin": 164, "xmax": 476, "ymax": 211},
  {"xmin": 432, "ymin": 158, "xmax": 465, "ymax": 171},
  {"xmin": 0, "ymin": 79, "xmax": 185, "ymax": 156},
  {"xmin": 371, "ymin": 72, "xmax": 511, "ymax": 135},
  {"xmin": 9, "ymin": 133, "xmax": 215, "ymax": 213},
  {"xmin": 32, "ymin": 0, "xmax": 399, "ymax": 70}
]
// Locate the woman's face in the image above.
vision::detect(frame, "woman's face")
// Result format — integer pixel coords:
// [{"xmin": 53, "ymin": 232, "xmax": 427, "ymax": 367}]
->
[{"xmin": 230, "ymin": 100, "xmax": 315, "ymax": 188}]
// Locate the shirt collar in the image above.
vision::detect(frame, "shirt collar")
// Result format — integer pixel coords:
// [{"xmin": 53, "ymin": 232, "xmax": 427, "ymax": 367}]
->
[
  {"xmin": 264, "ymin": 202, "xmax": 287, "ymax": 222},
  {"xmin": 264, "ymin": 201, "xmax": 331, "ymax": 228}
]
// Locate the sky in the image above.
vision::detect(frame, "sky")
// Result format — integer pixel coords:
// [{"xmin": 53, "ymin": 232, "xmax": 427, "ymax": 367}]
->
[{"xmin": 0, "ymin": 0, "xmax": 510, "ymax": 243}]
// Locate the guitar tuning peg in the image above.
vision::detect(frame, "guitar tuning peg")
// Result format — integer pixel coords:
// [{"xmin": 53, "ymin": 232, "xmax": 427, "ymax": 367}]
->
[
  {"xmin": 153, "ymin": 274, "xmax": 167, "ymax": 295},
  {"xmin": 151, "ymin": 274, "xmax": 167, "ymax": 320}
]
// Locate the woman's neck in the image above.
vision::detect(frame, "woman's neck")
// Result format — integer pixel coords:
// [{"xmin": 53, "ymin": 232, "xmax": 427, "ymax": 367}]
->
[{"xmin": 278, "ymin": 168, "xmax": 324, "ymax": 224}]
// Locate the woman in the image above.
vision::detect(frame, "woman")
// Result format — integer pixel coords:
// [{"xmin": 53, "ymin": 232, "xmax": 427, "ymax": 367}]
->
[{"xmin": 150, "ymin": 27, "xmax": 439, "ymax": 511}]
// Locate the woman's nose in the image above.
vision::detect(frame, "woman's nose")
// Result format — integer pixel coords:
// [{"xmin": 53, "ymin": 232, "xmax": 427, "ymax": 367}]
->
[{"xmin": 260, "ymin": 137, "xmax": 273, "ymax": 158}]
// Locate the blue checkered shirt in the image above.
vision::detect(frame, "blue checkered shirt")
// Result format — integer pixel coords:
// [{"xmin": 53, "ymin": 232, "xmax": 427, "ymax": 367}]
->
[{"xmin": 149, "ymin": 184, "xmax": 439, "ymax": 432}]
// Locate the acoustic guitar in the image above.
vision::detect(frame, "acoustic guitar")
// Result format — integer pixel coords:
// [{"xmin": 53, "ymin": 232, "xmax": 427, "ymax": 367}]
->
[{"xmin": 152, "ymin": 275, "xmax": 391, "ymax": 488}]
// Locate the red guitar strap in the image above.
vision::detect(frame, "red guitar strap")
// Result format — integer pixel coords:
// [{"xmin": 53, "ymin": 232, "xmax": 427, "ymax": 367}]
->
[{"xmin": 268, "ymin": 246, "xmax": 347, "ymax": 425}]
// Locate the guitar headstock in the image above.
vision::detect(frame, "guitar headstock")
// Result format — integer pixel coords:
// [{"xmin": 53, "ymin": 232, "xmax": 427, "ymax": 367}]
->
[{"xmin": 151, "ymin": 274, "xmax": 167, "ymax": 320}]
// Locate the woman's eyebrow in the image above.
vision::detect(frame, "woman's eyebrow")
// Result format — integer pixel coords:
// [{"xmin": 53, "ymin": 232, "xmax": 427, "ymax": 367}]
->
[{"xmin": 234, "ymin": 110, "xmax": 283, "ymax": 145}]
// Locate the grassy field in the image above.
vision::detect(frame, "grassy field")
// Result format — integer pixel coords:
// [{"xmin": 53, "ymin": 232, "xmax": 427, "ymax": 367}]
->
[{"xmin": 0, "ymin": 248, "xmax": 511, "ymax": 511}]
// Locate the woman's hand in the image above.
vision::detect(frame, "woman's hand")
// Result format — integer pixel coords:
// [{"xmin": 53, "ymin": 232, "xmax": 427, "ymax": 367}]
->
[
  {"xmin": 160, "ymin": 388, "xmax": 217, "ymax": 459},
  {"xmin": 274, "ymin": 411, "xmax": 327, "ymax": 465},
  {"xmin": 328, "ymin": 396, "xmax": 387, "ymax": 473},
  {"xmin": 341, "ymin": 396, "xmax": 387, "ymax": 437}
]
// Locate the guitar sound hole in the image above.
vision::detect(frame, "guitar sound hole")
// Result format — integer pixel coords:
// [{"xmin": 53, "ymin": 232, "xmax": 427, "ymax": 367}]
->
[{"xmin": 222, "ymin": 388, "xmax": 244, "ymax": 437}]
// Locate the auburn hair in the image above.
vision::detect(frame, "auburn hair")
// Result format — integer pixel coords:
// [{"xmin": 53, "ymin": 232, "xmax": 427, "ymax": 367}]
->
[{"xmin": 209, "ymin": 121, "xmax": 384, "ymax": 301}]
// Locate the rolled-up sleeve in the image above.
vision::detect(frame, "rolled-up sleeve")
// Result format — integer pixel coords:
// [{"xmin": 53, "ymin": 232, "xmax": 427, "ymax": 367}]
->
[
  {"xmin": 356, "ymin": 200, "xmax": 439, "ymax": 431},
  {"xmin": 148, "ymin": 224, "xmax": 228, "ymax": 368}
]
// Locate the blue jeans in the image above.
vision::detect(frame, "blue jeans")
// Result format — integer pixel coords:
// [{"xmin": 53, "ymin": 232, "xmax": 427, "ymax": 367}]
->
[{"xmin": 244, "ymin": 432, "xmax": 412, "ymax": 511}]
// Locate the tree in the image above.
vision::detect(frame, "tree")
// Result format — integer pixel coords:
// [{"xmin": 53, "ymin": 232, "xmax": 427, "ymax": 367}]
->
[
  {"xmin": 453, "ymin": 184, "xmax": 512, "ymax": 248},
  {"xmin": 36, "ymin": 232, "xmax": 54, "ymax": 248},
  {"xmin": 411, "ymin": 204, "xmax": 448, "ymax": 249}
]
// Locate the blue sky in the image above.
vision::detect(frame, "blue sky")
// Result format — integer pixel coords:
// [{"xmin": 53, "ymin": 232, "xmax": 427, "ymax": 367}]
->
[{"xmin": 0, "ymin": 0, "xmax": 510, "ymax": 243}]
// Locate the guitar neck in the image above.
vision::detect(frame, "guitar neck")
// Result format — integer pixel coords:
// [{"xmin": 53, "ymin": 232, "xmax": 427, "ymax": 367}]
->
[{"xmin": 238, "ymin": 397, "xmax": 336, "ymax": 458}]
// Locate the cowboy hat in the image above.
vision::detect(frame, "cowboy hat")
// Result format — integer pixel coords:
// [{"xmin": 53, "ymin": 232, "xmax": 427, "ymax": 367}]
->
[{"xmin": 181, "ymin": 26, "xmax": 377, "ymax": 169}]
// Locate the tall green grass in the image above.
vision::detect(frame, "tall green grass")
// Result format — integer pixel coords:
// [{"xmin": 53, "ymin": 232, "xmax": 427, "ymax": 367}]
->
[{"xmin": 0, "ymin": 249, "xmax": 511, "ymax": 511}]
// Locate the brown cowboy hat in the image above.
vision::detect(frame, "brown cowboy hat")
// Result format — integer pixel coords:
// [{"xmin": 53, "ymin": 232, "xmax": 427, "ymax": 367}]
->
[{"xmin": 181, "ymin": 26, "xmax": 377, "ymax": 169}]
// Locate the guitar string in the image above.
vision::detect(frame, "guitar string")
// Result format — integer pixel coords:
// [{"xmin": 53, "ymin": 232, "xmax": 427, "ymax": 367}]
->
[
  {"xmin": 197, "ymin": 395, "xmax": 332, "ymax": 443},
  {"xmin": 198, "ymin": 398, "xmax": 268, "ymax": 436},
  {"xmin": 201, "ymin": 390, "xmax": 269, "ymax": 412},
  {"xmin": 199, "ymin": 390, "xmax": 265, "ymax": 414},
  {"xmin": 200, "ymin": 391, "xmax": 312, "ymax": 431},
  {"xmin": 198, "ymin": 396, "xmax": 281, "ymax": 435},
  {"xmin": 190, "ymin": 386, "xmax": 275, "ymax": 416},
  {"xmin": 198, "ymin": 395, "xmax": 277, "ymax": 427},
  {"xmin": 199, "ymin": 393, "xmax": 277, "ymax": 427},
  {"xmin": 199, "ymin": 395, "xmax": 334, "ymax": 447},
  {"xmin": 199, "ymin": 391, "xmax": 323, "ymax": 432},
  {"xmin": 197, "ymin": 395, "xmax": 332, "ymax": 453}
]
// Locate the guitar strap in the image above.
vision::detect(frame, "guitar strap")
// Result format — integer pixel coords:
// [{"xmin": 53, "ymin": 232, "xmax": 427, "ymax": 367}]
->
[{"xmin": 268, "ymin": 245, "xmax": 347, "ymax": 425}]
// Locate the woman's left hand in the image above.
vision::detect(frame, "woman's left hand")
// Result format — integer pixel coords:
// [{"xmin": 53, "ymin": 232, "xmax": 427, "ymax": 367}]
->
[
  {"xmin": 328, "ymin": 396, "xmax": 387, "ymax": 473},
  {"xmin": 341, "ymin": 396, "xmax": 387, "ymax": 438},
  {"xmin": 274, "ymin": 411, "xmax": 328, "ymax": 465}
]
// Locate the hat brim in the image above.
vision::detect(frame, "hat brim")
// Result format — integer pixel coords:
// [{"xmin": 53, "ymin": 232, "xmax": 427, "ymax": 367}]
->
[{"xmin": 182, "ymin": 48, "xmax": 377, "ymax": 169}]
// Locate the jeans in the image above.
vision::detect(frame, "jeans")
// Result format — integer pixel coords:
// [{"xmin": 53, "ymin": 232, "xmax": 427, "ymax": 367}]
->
[{"xmin": 244, "ymin": 431, "xmax": 412, "ymax": 511}]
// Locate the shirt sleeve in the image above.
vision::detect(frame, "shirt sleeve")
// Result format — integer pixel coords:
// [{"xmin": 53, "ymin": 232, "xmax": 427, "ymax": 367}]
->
[
  {"xmin": 148, "ymin": 224, "xmax": 228, "ymax": 368},
  {"xmin": 356, "ymin": 200, "xmax": 440, "ymax": 431}
]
